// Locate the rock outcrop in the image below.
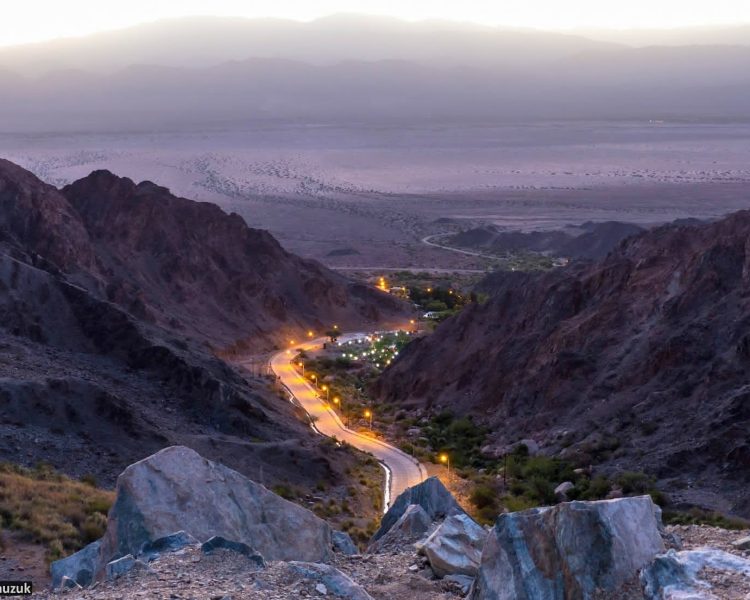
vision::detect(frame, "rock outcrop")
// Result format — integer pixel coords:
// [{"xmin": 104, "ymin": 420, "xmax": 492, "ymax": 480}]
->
[
  {"xmin": 371, "ymin": 477, "xmax": 465, "ymax": 543},
  {"xmin": 471, "ymin": 496, "xmax": 665, "ymax": 599},
  {"xmin": 50, "ymin": 539, "xmax": 101, "ymax": 589},
  {"xmin": 420, "ymin": 513, "xmax": 487, "ymax": 578}
]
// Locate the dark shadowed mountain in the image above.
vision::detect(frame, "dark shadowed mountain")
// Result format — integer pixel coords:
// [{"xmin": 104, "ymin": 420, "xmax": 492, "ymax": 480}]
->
[
  {"xmin": 375, "ymin": 212, "xmax": 750, "ymax": 516},
  {"xmin": 0, "ymin": 159, "xmax": 406, "ymax": 488},
  {"xmin": 447, "ymin": 221, "xmax": 645, "ymax": 260}
]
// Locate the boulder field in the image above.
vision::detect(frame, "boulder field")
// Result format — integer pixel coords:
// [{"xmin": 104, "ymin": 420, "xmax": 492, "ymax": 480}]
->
[{"xmin": 49, "ymin": 450, "xmax": 750, "ymax": 598}]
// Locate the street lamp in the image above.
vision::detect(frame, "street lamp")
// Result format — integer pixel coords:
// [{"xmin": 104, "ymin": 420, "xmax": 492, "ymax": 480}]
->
[
  {"xmin": 364, "ymin": 409, "xmax": 373, "ymax": 430},
  {"xmin": 307, "ymin": 330, "xmax": 314, "ymax": 338},
  {"xmin": 321, "ymin": 384, "xmax": 329, "ymax": 401},
  {"xmin": 310, "ymin": 374, "xmax": 318, "ymax": 388},
  {"xmin": 440, "ymin": 453, "xmax": 451, "ymax": 480},
  {"xmin": 297, "ymin": 361, "xmax": 305, "ymax": 376}
]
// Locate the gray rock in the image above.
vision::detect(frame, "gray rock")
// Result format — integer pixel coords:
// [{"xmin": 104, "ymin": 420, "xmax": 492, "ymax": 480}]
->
[
  {"xmin": 421, "ymin": 513, "xmax": 487, "ymax": 578},
  {"xmin": 98, "ymin": 446, "xmax": 331, "ymax": 575},
  {"xmin": 201, "ymin": 536, "xmax": 265, "ymax": 567},
  {"xmin": 641, "ymin": 548, "xmax": 750, "ymax": 600},
  {"xmin": 471, "ymin": 496, "xmax": 665, "ymax": 600},
  {"xmin": 50, "ymin": 539, "xmax": 101, "ymax": 588},
  {"xmin": 332, "ymin": 530, "xmax": 358, "ymax": 556},
  {"xmin": 554, "ymin": 481, "xmax": 575, "ymax": 502},
  {"xmin": 517, "ymin": 439, "xmax": 540, "ymax": 456},
  {"xmin": 733, "ymin": 536, "xmax": 750, "ymax": 551},
  {"xmin": 285, "ymin": 562, "xmax": 374, "ymax": 600},
  {"xmin": 58, "ymin": 576, "xmax": 83, "ymax": 591},
  {"xmin": 444, "ymin": 573, "xmax": 475, "ymax": 595},
  {"xmin": 315, "ymin": 582, "xmax": 328, "ymax": 595},
  {"xmin": 371, "ymin": 477, "xmax": 465, "ymax": 542},
  {"xmin": 105, "ymin": 554, "xmax": 145, "ymax": 580},
  {"xmin": 368, "ymin": 504, "xmax": 433, "ymax": 553},
  {"xmin": 140, "ymin": 530, "xmax": 198, "ymax": 561}
]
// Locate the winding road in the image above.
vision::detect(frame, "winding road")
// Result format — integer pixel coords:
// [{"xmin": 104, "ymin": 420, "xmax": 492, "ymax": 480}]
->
[{"xmin": 269, "ymin": 335, "xmax": 426, "ymax": 510}]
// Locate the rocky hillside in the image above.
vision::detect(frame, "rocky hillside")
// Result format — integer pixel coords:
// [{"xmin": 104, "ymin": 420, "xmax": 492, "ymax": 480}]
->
[
  {"xmin": 41, "ymin": 447, "xmax": 750, "ymax": 599},
  {"xmin": 376, "ymin": 211, "xmax": 750, "ymax": 517},
  {"xmin": 0, "ymin": 158, "xmax": 404, "ymax": 493},
  {"xmin": 0, "ymin": 159, "xmax": 406, "ymax": 351},
  {"xmin": 447, "ymin": 220, "xmax": 645, "ymax": 260}
]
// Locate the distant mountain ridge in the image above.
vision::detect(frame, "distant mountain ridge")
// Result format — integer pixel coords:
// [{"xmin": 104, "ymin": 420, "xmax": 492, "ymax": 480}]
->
[{"xmin": 0, "ymin": 16, "xmax": 748, "ymax": 130}]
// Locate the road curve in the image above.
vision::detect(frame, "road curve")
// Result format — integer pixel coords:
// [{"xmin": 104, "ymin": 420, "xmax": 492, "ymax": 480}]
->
[
  {"xmin": 269, "ymin": 336, "xmax": 426, "ymax": 509},
  {"xmin": 422, "ymin": 234, "xmax": 501, "ymax": 260}
]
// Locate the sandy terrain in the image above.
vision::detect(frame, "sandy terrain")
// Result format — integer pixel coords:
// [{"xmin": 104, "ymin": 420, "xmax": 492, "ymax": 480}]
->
[{"xmin": 2, "ymin": 122, "xmax": 749, "ymax": 268}]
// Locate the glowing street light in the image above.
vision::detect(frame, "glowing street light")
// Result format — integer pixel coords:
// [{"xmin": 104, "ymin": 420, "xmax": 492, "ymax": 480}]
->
[
  {"xmin": 307, "ymin": 330, "xmax": 314, "ymax": 338},
  {"xmin": 310, "ymin": 373, "xmax": 318, "ymax": 388},
  {"xmin": 297, "ymin": 361, "xmax": 305, "ymax": 375},
  {"xmin": 364, "ymin": 409, "xmax": 373, "ymax": 430},
  {"xmin": 440, "ymin": 453, "xmax": 451, "ymax": 479},
  {"xmin": 321, "ymin": 384, "xmax": 329, "ymax": 401}
]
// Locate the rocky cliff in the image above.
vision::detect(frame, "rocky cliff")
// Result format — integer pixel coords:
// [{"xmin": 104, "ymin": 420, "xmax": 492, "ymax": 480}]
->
[{"xmin": 376, "ymin": 211, "xmax": 750, "ymax": 516}]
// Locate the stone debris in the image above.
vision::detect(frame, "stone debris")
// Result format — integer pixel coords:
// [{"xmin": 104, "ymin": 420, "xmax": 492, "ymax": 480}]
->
[
  {"xmin": 419, "ymin": 513, "xmax": 487, "ymax": 578},
  {"xmin": 332, "ymin": 531, "xmax": 359, "ymax": 556},
  {"xmin": 368, "ymin": 504, "xmax": 433, "ymax": 553},
  {"xmin": 370, "ymin": 477, "xmax": 465, "ymax": 543}
]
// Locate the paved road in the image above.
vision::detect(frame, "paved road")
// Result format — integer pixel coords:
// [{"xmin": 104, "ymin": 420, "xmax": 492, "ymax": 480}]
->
[
  {"xmin": 422, "ymin": 234, "xmax": 503, "ymax": 260},
  {"xmin": 269, "ymin": 335, "xmax": 426, "ymax": 510},
  {"xmin": 331, "ymin": 266, "xmax": 488, "ymax": 274}
]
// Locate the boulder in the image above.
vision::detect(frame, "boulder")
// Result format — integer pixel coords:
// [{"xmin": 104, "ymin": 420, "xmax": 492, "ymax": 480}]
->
[
  {"xmin": 554, "ymin": 481, "xmax": 575, "ymax": 502},
  {"xmin": 445, "ymin": 574, "xmax": 475, "ymax": 595},
  {"xmin": 201, "ymin": 536, "xmax": 265, "ymax": 567},
  {"xmin": 471, "ymin": 496, "xmax": 665, "ymax": 600},
  {"xmin": 50, "ymin": 539, "xmax": 101, "ymax": 588},
  {"xmin": 641, "ymin": 548, "xmax": 750, "ymax": 600},
  {"xmin": 368, "ymin": 504, "xmax": 432, "ymax": 553},
  {"xmin": 140, "ymin": 531, "xmax": 197, "ymax": 561},
  {"xmin": 371, "ymin": 477, "xmax": 464, "ymax": 542},
  {"xmin": 332, "ymin": 530, "xmax": 359, "ymax": 556},
  {"xmin": 733, "ymin": 536, "xmax": 750, "ymax": 551},
  {"xmin": 98, "ymin": 446, "xmax": 332, "ymax": 575},
  {"xmin": 420, "ymin": 513, "xmax": 487, "ymax": 577},
  {"xmin": 285, "ymin": 562, "xmax": 374, "ymax": 600},
  {"xmin": 105, "ymin": 554, "xmax": 147, "ymax": 580}
]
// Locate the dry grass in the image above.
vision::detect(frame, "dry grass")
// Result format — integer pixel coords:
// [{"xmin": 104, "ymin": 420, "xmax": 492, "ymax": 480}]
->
[{"xmin": 0, "ymin": 463, "xmax": 114, "ymax": 561}]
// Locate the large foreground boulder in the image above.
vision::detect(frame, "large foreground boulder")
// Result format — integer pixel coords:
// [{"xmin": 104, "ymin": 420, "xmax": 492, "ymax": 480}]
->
[
  {"xmin": 421, "ymin": 513, "xmax": 487, "ymax": 578},
  {"xmin": 371, "ymin": 477, "xmax": 465, "ymax": 542},
  {"xmin": 471, "ymin": 496, "xmax": 665, "ymax": 600},
  {"xmin": 97, "ymin": 446, "xmax": 332, "ymax": 572}
]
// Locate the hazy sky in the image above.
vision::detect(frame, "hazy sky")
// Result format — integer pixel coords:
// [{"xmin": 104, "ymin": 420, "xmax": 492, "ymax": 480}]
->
[{"xmin": 2, "ymin": 0, "xmax": 750, "ymax": 46}]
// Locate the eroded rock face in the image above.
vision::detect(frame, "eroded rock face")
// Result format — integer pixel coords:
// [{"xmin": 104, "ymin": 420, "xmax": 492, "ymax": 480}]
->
[
  {"xmin": 421, "ymin": 513, "xmax": 487, "ymax": 578},
  {"xmin": 471, "ymin": 496, "xmax": 665, "ymax": 600},
  {"xmin": 371, "ymin": 477, "xmax": 465, "ymax": 543},
  {"xmin": 99, "ymin": 446, "xmax": 332, "ymax": 571}
]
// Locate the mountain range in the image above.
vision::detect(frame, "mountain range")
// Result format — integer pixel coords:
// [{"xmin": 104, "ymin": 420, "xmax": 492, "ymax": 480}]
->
[{"xmin": 0, "ymin": 16, "xmax": 748, "ymax": 131}]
